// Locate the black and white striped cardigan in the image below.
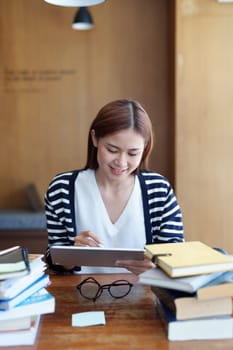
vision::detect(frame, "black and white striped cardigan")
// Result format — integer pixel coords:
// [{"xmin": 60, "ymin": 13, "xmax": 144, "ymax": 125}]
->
[{"xmin": 45, "ymin": 169, "xmax": 184, "ymax": 252}]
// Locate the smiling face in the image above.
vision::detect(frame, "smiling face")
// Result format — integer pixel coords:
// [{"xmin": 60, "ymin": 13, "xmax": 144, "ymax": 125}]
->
[
  {"xmin": 91, "ymin": 128, "xmax": 145, "ymax": 182},
  {"xmin": 85, "ymin": 100, "xmax": 153, "ymax": 172}
]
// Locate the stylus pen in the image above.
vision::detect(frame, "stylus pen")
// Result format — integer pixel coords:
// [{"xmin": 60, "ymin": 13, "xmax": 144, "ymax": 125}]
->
[{"xmin": 87, "ymin": 236, "xmax": 104, "ymax": 248}]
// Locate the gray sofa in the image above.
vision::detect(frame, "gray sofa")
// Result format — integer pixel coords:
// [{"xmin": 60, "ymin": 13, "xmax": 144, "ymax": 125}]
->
[{"xmin": 0, "ymin": 184, "xmax": 48, "ymax": 253}]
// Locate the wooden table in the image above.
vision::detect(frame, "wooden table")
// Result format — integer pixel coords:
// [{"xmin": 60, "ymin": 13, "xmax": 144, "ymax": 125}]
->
[{"xmin": 5, "ymin": 273, "xmax": 233, "ymax": 350}]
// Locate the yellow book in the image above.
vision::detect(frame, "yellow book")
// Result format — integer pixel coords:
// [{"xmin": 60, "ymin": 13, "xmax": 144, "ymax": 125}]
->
[{"xmin": 144, "ymin": 241, "xmax": 233, "ymax": 278}]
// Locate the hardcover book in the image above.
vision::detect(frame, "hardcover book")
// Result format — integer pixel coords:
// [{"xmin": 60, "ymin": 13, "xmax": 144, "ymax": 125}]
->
[
  {"xmin": 138, "ymin": 266, "xmax": 224, "ymax": 293},
  {"xmin": 152, "ymin": 286, "xmax": 233, "ymax": 320},
  {"xmin": 0, "ymin": 246, "xmax": 30, "ymax": 280},
  {"xmin": 0, "ymin": 315, "xmax": 40, "ymax": 346},
  {"xmin": 197, "ymin": 270, "xmax": 233, "ymax": 300},
  {"xmin": 144, "ymin": 241, "xmax": 233, "ymax": 277},
  {"xmin": 0, "ymin": 254, "xmax": 46, "ymax": 299},
  {"xmin": 0, "ymin": 288, "xmax": 55, "ymax": 321},
  {"xmin": 156, "ymin": 298, "xmax": 233, "ymax": 341},
  {"xmin": 0, "ymin": 274, "xmax": 50, "ymax": 310},
  {"xmin": 0, "ymin": 316, "xmax": 32, "ymax": 332}
]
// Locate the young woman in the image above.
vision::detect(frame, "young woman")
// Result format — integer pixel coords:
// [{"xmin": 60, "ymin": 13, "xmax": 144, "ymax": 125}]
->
[{"xmin": 45, "ymin": 99, "xmax": 184, "ymax": 275}]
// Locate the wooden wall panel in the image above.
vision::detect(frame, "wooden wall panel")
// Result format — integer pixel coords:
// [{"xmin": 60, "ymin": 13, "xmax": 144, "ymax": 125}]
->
[
  {"xmin": 0, "ymin": 0, "xmax": 172, "ymax": 209},
  {"xmin": 175, "ymin": 0, "xmax": 233, "ymax": 251}
]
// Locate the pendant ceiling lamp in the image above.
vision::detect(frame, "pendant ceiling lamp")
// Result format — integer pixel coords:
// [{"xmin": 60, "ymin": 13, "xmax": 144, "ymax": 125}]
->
[
  {"xmin": 72, "ymin": 7, "xmax": 93, "ymax": 30},
  {"xmin": 43, "ymin": 0, "xmax": 105, "ymax": 6}
]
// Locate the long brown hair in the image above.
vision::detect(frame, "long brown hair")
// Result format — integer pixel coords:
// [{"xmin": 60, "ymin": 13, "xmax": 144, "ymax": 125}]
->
[{"xmin": 85, "ymin": 99, "xmax": 154, "ymax": 173}]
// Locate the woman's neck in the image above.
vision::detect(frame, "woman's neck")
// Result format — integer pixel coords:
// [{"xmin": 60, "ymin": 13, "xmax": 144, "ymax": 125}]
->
[
  {"xmin": 94, "ymin": 170, "xmax": 135, "ymax": 223},
  {"xmin": 95, "ymin": 170, "xmax": 135, "ymax": 194}
]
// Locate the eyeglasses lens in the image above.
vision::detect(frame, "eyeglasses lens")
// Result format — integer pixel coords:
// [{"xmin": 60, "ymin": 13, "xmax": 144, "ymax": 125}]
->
[
  {"xmin": 79, "ymin": 279, "xmax": 100, "ymax": 300},
  {"xmin": 109, "ymin": 280, "xmax": 131, "ymax": 298}
]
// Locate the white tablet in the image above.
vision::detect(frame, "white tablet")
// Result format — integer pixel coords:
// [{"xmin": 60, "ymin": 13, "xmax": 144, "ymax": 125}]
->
[{"xmin": 50, "ymin": 246, "xmax": 145, "ymax": 267}]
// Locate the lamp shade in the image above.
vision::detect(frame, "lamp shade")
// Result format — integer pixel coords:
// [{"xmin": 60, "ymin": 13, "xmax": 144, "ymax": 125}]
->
[
  {"xmin": 72, "ymin": 7, "xmax": 93, "ymax": 30},
  {"xmin": 44, "ymin": 0, "xmax": 105, "ymax": 6}
]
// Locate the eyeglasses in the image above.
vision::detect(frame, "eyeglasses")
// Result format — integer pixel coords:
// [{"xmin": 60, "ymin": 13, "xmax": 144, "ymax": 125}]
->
[{"xmin": 76, "ymin": 277, "xmax": 133, "ymax": 302}]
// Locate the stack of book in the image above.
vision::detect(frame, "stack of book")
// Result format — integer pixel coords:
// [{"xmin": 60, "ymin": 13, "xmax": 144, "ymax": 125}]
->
[
  {"xmin": 139, "ymin": 241, "xmax": 233, "ymax": 341},
  {"xmin": 0, "ymin": 246, "xmax": 55, "ymax": 346}
]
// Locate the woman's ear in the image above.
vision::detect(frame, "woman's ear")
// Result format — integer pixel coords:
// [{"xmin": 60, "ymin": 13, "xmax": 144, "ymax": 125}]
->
[{"xmin": 91, "ymin": 129, "xmax": 98, "ymax": 147}]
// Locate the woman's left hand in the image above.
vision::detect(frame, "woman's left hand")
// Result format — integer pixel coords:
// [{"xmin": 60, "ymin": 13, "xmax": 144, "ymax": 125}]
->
[{"xmin": 115, "ymin": 258, "xmax": 155, "ymax": 275}]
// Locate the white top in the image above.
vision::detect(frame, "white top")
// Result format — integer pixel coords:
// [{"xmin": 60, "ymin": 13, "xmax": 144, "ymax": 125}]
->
[{"xmin": 74, "ymin": 169, "xmax": 145, "ymax": 274}]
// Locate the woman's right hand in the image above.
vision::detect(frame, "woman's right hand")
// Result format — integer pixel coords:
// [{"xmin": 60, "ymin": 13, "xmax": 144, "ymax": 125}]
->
[
  {"xmin": 61, "ymin": 231, "xmax": 102, "ymax": 270},
  {"xmin": 74, "ymin": 230, "xmax": 103, "ymax": 247}
]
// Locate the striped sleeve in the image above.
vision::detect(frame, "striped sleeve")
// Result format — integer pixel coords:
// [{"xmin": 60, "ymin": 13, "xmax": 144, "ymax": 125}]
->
[
  {"xmin": 45, "ymin": 171, "xmax": 76, "ymax": 247},
  {"xmin": 141, "ymin": 172, "xmax": 184, "ymax": 243}
]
